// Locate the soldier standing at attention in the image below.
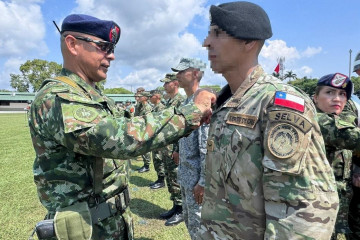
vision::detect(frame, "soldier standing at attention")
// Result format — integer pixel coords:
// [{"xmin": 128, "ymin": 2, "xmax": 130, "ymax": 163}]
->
[
  {"xmin": 197, "ymin": 2, "xmax": 339, "ymax": 239},
  {"xmin": 159, "ymin": 73, "xmax": 185, "ymax": 226},
  {"xmin": 28, "ymin": 14, "xmax": 215, "ymax": 240},
  {"xmin": 134, "ymin": 91, "xmax": 153, "ymax": 173},
  {"xmin": 148, "ymin": 89, "xmax": 167, "ymax": 189},
  {"xmin": 171, "ymin": 57, "xmax": 209, "ymax": 240}
]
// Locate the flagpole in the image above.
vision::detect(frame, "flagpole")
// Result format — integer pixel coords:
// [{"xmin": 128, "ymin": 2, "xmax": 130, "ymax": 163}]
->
[{"xmin": 349, "ymin": 49, "xmax": 352, "ymax": 78}]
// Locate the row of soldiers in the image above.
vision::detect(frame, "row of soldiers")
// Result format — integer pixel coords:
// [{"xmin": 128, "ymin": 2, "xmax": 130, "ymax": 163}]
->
[{"xmin": 120, "ymin": 71, "xmax": 189, "ymax": 227}]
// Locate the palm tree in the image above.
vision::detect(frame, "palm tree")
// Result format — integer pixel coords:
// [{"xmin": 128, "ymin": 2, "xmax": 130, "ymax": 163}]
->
[{"xmin": 284, "ymin": 70, "xmax": 297, "ymax": 80}]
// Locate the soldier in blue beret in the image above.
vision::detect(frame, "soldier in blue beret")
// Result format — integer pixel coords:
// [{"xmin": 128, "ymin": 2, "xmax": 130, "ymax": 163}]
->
[
  {"xmin": 29, "ymin": 13, "xmax": 216, "ymax": 240},
  {"xmin": 198, "ymin": 1, "xmax": 339, "ymax": 239},
  {"xmin": 313, "ymin": 73, "xmax": 360, "ymax": 239}
]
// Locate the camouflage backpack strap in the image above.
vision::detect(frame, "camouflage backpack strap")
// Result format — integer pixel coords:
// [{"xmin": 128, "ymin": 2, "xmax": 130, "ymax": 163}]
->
[
  {"xmin": 54, "ymin": 76, "xmax": 89, "ymax": 99},
  {"xmin": 55, "ymin": 76, "xmax": 103, "ymax": 196}
]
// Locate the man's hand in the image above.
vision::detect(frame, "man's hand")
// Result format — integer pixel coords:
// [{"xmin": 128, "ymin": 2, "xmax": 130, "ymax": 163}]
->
[
  {"xmin": 193, "ymin": 184, "xmax": 204, "ymax": 205},
  {"xmin": 172, "ymin": 151, "xmax": 179, "ymax": 165},
  {"xmin": 193, "ymin": 89, "xmax": 217, "ymax": 125}
]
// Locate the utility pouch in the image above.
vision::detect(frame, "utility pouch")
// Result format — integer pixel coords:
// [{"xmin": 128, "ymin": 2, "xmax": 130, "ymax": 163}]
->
[
  {"xmin": 54, "ymin": 202, "xmax": 92, "ymax": 240},
  {"xmin": 35, "ymin": 219, "xmax": 55, "ymax": 239}
]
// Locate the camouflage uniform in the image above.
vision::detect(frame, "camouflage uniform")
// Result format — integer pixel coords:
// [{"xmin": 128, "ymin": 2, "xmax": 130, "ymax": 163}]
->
[
  {"xmin": 151, "ymin": 101, "xmax": 166, "ymax": 178},
  {"xmin": 29, "ymin": 69, "xmax": 203, "ymax": 240},
  {"xmin": 134, "ymin": 101, "xmax": 153, "ymax": 169},
  {"xmin": 317, "ymin": 101, "xmax": 360, "ymax": 240},
  {"xmin": 164, "ymin": 92, "xmax": 185, "ymax": 206},
  {"xmin": 178, "ymin": 94, "xmax": 209, "ymax": 240},
  {"xmin": 124, "ymin": 103, "xmax": 135, "ymax": 118},
  {"xmin": 197, "ymin": 66, "xmax": 339, "ymax": 240}
]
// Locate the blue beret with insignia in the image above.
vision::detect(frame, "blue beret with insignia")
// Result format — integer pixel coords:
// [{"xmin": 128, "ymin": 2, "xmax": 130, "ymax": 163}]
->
[
  {"xmin": 317, "ymin": 73, "xmax": 353, "ymax": 99},
  {"xmin": 210, "ymin": 1, "xmax": 272, "ymax": 40},
  {"xmin": 61, "ymin": 14, "xmax": 120, "ymax": 44}
]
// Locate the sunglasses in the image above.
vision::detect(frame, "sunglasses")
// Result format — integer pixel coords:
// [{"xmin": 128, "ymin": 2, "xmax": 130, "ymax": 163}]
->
[{"xmin": 70, "ymin": 35, "xmax": 116, "ymax": 54}]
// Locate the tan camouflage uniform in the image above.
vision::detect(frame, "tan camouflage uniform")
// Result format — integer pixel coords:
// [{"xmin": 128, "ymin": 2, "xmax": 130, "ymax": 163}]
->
[
  {"xmin": 29, "ymin": 68, "xmax": 203, "ymax": 240},
  {"xmin": 197, "ymin": 65, "xmax": 339, "ymax": 240}
]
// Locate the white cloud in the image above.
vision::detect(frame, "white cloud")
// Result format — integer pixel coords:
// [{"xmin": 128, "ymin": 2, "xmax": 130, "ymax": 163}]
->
[
  {"xmin": 0, "ymin": 57, "xmax": 25, "ymax": 90},
  {"xmin": 71, "ymin": 0, "xmax": 207, "ymax": 91},
  {"xmin": 300, "ymin": 66, "xmax": 313, "ymax": 75},
  {"xmin": 0, "ymin": 1, "xmax": 47, "ymax": 57},
  {"xmin": 260, "ymin": 40, "xmax": 300, "ymax": 63},
  {"xmin": 301, "ymin": 47, "xmax": 322, "ymax": 58}
]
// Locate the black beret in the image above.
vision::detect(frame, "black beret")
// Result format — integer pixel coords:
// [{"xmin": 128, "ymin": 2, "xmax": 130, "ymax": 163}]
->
[
  {"xmin": 317, "ymin": 73, "xmax": 353, "ymax": 100},
  {"xmin": 61, "ymin": 14, "xmax": 120, "ymax": 44},
  {"xmin": 210, "ymin": 1, "xmax": 272, "ymax": 40}
]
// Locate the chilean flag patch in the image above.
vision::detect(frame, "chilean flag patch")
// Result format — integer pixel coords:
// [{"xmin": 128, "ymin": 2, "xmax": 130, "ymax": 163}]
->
[{"xmin": 274, "ymin": 91, "xmax": 305, "ymax": 112}]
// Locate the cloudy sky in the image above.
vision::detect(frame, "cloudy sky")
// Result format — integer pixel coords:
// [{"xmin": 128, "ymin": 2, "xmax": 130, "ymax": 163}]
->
[{"xmin": 0, "ymin": 0, "xmax": 359, "ymax": 92}]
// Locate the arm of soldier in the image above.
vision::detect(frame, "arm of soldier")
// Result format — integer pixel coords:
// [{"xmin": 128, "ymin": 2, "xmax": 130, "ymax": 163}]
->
[
  {"xmin": 49, "ymin": 98, "xmax": 205, "ymax": 159},
  {"xmin": 193, "ymin": 123, "xmax": 209, "ymax": 205},
  {"xmin": 262, "ymin": 102, "xmax": 338, "ymax": 239},
  {"xmin": 318, "ymin": 112, "xmax": 360, "ymax": 151}
]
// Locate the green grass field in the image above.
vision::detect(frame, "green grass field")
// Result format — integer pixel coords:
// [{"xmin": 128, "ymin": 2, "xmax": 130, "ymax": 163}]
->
[{"xmin": 0, "ymin": 113, "xmax": 190, "ymax": 240}]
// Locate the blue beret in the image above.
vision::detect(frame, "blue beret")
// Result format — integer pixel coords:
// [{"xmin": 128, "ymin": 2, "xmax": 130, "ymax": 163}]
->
[
  {"xmin": 210, "ymin": 1, "xmax": 272, "ymax": 40},
  {"xmin": 317, "ymin": 73, "xmax": 353, "ymax": 100},
  {"xmin": 61, "ymin": 14, "xmax": 120, "ymax": 44}
]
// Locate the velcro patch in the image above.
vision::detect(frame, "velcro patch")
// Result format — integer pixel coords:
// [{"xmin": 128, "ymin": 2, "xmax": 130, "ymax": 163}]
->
[
  {"xmin": 268, "ymin": 110, "xmax": 312, "ymax": 133},
  {"xmin": 274, "ymin": 91, "xmax": 305, "ymax": 112},
  {"xmin": 73, "ymin": 106, "xmax": 99, "ymax": 123},
  {"xmin": 267, "ymin": 123, "xmax": 302, "ymax": 159},
  {"xmin": 226, "ymin": 113, "xmax": 258, "ymax": 128}
]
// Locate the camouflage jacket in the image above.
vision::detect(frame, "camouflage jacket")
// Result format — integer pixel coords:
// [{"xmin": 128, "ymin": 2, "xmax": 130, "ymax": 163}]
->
[
  {"xmin": 28, "ymin": 68, "xmax": 202, "ymax": 213},
  {"xmin": 317, "ymin": 107, "xmax": 358, "ymax": 234},
  {"xmin": 178, "ymin": 94, "xmax": 209, "ymax": 189},
  {"xmin": 135, "ymin": 102, "xmax": 152, "ymax": 116},
  {"xmin": 124, "ymin": 104, "xmax": 135, "ymax": 118},
  {"xmin": 165, "ymin": 92, "xmax": 185, "ymax": 153},
  {"xmin": 198, "ymin": 65, "xmax": 339, "ymax": 240},
  {"xmin": 152, "ymin": 102, "xmax": 166, "ymax": 113}
]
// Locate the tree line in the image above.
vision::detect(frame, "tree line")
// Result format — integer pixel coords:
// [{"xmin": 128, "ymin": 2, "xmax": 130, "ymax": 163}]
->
[{"xmin": 7, "ymin": 59, "xmax": 360, "ymax": 98}]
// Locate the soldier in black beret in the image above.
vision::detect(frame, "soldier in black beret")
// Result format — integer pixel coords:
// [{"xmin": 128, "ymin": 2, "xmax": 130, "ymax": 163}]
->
[{"xmin": 199, "ymin": 1, "xmax": 339, "ymax": 240}]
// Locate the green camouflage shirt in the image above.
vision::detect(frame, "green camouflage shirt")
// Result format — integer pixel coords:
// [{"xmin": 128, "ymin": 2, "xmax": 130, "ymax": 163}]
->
[
  {"xmin": 317, "ymin": 106, "xmax": 359, "ymax": 234},
  {"xmin": 165, "ymin": 93, "xmax": 184, "ymax": 153},
  {"xmin": 198, "ymin": 65, "xmax": 339, "ymax": 240},
  {"xmin": 135, "ymin": 101, "xmax": 152, "ymax": 117},
  {"xmin": 28, "ymin": 68, "xmax": 202, "ymax": 212}
]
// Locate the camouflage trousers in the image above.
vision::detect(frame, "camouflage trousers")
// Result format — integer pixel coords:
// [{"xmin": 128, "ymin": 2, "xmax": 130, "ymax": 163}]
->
[
  {"xmin": 152, "ymin": 148, "xmax": 165, "ymax": 177},
  {"xmin": 180, "ymin": 185, "xmax": 201, "ymax": 240},
  {"xmin": 349, "ymin": 186, "xmax": 360, "ymax": 240},
  {"xmin": 141, "ymin": 152, "xmax": 152, "ymax": 168},
  {"xmin": 163, "ymin": 146, "xmax": 182, "ymax": 205}
]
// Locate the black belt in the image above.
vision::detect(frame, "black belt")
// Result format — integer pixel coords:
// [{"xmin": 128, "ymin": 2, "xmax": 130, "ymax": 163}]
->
[{"xmin": 90, "ymin": 186, "xmax": 131, "ymax": 224}]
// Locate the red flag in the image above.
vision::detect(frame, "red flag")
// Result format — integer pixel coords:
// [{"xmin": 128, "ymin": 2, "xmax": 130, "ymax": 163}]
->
[{"xmin": 274, "ymin": 63, "xmax": 280, "ymax": 73}]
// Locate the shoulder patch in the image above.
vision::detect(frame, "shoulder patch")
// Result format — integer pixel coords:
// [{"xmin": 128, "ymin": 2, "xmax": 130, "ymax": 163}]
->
[
  {"xmin": 267, "ymin": 123, "xmax": 303, "ymax": 159},
  {"xmin": 274, "ymin": 91, "xmax": 305, "ymax": 112},
  {"xmin": 73, "ymin": 106, "xmax": 99, "ymax": 123},
  {"xmin": 226, "ymin": 113, "xmax": 258, "ymax": 128},
  {"xmin": 268, "ymin": 110, "xmax": 312, "ymax": 133}
]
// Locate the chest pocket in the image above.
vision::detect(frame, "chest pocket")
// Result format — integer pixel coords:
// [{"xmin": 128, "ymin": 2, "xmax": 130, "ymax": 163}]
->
[{"xmin": 219, "ymin": 127, "xmax": 262, "ymax": 200}]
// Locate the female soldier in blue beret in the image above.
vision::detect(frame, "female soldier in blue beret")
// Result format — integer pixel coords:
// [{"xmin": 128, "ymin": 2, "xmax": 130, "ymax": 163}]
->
[{"xmin": 313, "ymin": 73, "xmax": 360, "ymax": 240}]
